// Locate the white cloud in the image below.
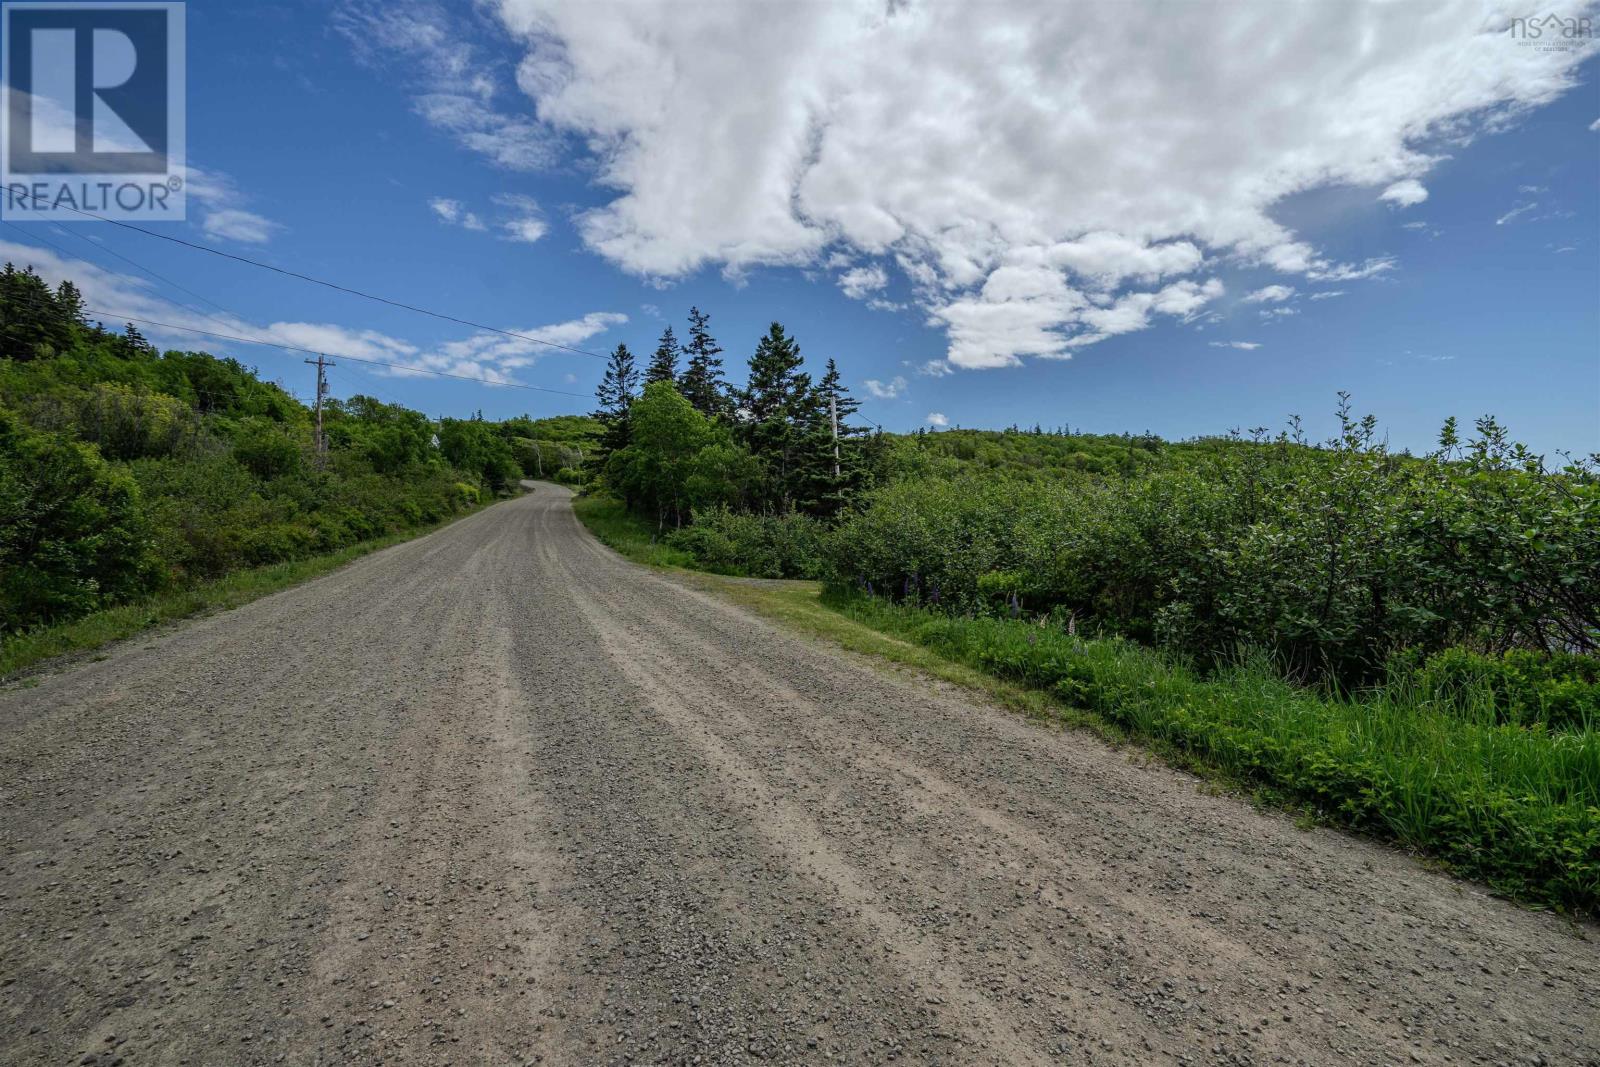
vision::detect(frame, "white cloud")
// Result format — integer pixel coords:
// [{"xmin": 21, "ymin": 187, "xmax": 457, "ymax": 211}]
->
[
  {"xmin": 184, "ymin": 166, "xmax": 281, "ymax": 245},
  {"xmin": 0, "ymin": 237, "xmax": 620, "ymax": 387},
  {"xmin": 1259, "ymin": 307, "xmax": 1300, "ymax": 319},
  {"xmin": 1379, "ymin": 179, "xmax": 1428, "ymax": 207},
  {"xmin": 493, "ymin": 193, "xmax": 548, "ymax": 243},
  {"xmin": 337, "ymin": 0, "xmax": 558, "ymax": 171},
  {"xmin": 1589, "ymin": 117, "xmax": 1599, "ymax": 131},
  {"xmin": 1242, "ymin": 284, "xmax": 1296, "ymax": 304},
  {"xmin": 200, "ymin": 208, "xmax": 278, "ymax": 245},
  {"xmin": 1496, "ymin": 202, "xmax": 1537, "ymax": 225},
  {"xmin": 1309, "ymin": 290, "xmax": 1346, "ymax": 300},
  {"xmin": 1209, "ymin": 341, "xmax": 1262, "ymax": 350},
  {"xmin": 925, "ymin": 412, "xmax": 949, "ymax": 427},
  {"xmin": 917, "ymin": 359, "xmax": 953, "ymax": 378},
  {"xmin": 429, "ymin": 197, "xmax": 487, "ymax": 231},
  {"xmin": 467, "ymin": 0, "xmax": 1594, "ymax": 368},
  {"xmin": 1308, "ymin": 256, "xmax": 1395, "ymax": 282},
  {"xmin": 431, "ymin": 193, "xmax": 547, "ymax": 242},
  {"xmin": 838, "ymin": 263, "xmax": 888, "ymax": 300},
  {"xmin": 862, "ymin": 375, "xmax": 907, "ymax": 400}
]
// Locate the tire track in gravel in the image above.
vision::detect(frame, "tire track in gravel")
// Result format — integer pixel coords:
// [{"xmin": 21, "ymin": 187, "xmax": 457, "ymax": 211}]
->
[{"xmin": 1, "ymin": 484, "xmax": 1596, "ymax": 1067}]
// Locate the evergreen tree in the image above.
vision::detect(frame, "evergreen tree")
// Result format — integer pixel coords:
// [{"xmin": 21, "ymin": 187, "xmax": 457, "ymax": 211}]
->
[
  {"xmin": 644, "ymin": 324, "xmax": 680, "ymax": 386},
  {"xmin": 55, "ymin": 280, "xmax": 86, "ymax": 326},
  {"xmin": 592, "ymin": 342, "xmax": 640, "ymax": 460},
  {"xmin": 741, "ymin": 322, "xmax": 814, "ymax": 510},
  {"xmin": 0, "ymin": 262, "xmax": 72, "ymax": 360},
  {"xmin": 678, "ymin": 306, "xmax": 728, "ymax": 418},
  {"xmin": 795, "ymin": 358, "xmax": 866, "ymax": 516}
]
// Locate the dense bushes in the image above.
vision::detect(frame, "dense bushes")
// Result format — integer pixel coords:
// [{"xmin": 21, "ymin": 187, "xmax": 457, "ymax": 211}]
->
[
  {"xmin": 0, "ymin": 410, "xmax": 156, "ymax": 627},
  {"xmin": 829, "ymin": 592, "xmax": 1600, "ymax": 912},
  {"xmin": 0, "ymin": 266, "xmax": 585, "ymax": 636},
  {"xmin": 666, "ymin": 506, "xmax": 829, "ymax": 578},
  {"xmin": 829, "ymin": 404, "xmax": 1599, "ymax": 687}
]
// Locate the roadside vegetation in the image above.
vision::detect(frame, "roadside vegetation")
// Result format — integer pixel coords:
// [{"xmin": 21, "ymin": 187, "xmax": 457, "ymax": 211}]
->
[
  {"xmin": 577, "ymin": 305, "xmax": 1599, "ymax": 914},
  {"xmin": 0, "ymin": 263, "xmax": 598, "ymax": 668},
  {"xmin": 5, "ymin": 263, "xmax": 1595, "ymax": 911}
]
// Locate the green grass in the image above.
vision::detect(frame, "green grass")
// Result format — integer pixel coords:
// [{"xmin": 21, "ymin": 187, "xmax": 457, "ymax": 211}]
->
[
  {"xmin": 572, "ymin": 493, "xmax": 1600, "ymax": 915},
  {"xmin": 570, "ymin": 492, "xmax": 702, "ymax": 569},
  {"xmin": 1, "ymin": 500, "xmax": 496, "ymax": 680}
]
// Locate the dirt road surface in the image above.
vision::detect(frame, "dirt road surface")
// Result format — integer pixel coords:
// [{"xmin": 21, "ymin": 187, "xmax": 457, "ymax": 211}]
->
[{"xmin": 2, "ymin": 485, "xmax": 1594, "ymax": 1066}]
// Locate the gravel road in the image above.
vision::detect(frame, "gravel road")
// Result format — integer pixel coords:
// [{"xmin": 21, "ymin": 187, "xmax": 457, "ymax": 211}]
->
[{"xmin": 2, "ymin": 484, "xmax": 1595, "ymax": 1067}]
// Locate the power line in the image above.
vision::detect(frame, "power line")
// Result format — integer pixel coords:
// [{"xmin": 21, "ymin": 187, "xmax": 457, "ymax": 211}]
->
[
  {"xmin": 5, "ymin": 189, "xmax": 611, "ymax": 360},
  {"xmin": 3, "ymin": 220, "xmax": 594, "ymax": 403},
  {"xmin": 84, "ymin": 310, "xmax": 594, "ymax": 399}
]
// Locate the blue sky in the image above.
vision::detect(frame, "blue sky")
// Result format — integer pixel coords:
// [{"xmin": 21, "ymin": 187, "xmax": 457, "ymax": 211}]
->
[{"xmin": 4, "ymin": 1, "xmax": 1598, "ymax": 455}]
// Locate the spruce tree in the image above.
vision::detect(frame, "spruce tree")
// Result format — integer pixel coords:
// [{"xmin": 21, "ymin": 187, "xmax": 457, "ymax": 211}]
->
[
  {"xmin": 678, "ymin": 306, "xmax": 728, "ymax": 418},
  {"xmin": 742, "ymin": 322, "xmax": 814, "ymax": 510},
  {"xmin": 644, "ymin": 324, "xmax": 680, "ymax": 386},
  {"xmin": 592, "ymin": 342, "xmax": 639, "ymax": 460},
  {"xmin": 796, "ymin": 358, "xmax": 864, "ymax": 516},
  {"xmin": 55, "ymin": 280, "xmax": 86, "ymax": 326}
]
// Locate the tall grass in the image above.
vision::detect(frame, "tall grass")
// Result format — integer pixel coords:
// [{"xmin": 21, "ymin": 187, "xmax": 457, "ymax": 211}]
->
[
  {"xmin": 570, "ymin": 493, "xmax": 701, "ymax": 570},
  {"xmin": 826, "ymin": 590, "xmax": 1600, "ymax": 914}
]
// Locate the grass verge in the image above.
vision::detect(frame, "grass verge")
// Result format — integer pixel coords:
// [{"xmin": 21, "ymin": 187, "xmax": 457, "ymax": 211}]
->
[
  {"xmin": 574, "ymin": 492, "xmax": 1600, "ymax": 916},
  {"xmin": 570, "ymin": 492, "xmax": 702, "ymax": 569},
  {"xmin": 1, "ymin": 499, "xmax": 497, "ymax": 680}
]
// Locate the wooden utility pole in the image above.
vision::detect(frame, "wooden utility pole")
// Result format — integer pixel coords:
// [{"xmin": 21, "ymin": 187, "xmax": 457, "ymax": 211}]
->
[
  {"xmin": 304, "ymin": 354, "xmax": 334, "ymax": 463},
  {"xmin": 830, "ymin": 392, "xmax": 840, "ymax": 479}
]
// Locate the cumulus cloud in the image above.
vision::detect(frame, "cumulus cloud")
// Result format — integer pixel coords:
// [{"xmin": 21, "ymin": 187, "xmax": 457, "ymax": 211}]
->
[
  {"xmin": 925, "ymin": 412, "xmax": 949, "ymax": 428},
  {"xmin": 0, "ymin": 237, "xmax": 620, "ymax": 387},
  {"xmin": 1380, "ymin": 179, "xmax": 1429, "ymax": 207},
  {"xmin": 465, "ymin": 0, "xmax": 1595, "ymax": 367},
  {"xmin": 838, "ymin": 264, "xmax": 888, "ymax": 300},
  {"xmin": 862, "ymin": 375, "xmax": 907, "ymax": 400}
]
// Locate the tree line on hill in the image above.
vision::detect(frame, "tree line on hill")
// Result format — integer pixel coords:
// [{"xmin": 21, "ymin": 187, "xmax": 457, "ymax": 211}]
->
[
  {"xmin": 588, "ymin": 306, "xmax": 886, "ymax": 527},
  {"xmin": 587, "ymin": 305, "xmax": 1597, "ymax": 693}
]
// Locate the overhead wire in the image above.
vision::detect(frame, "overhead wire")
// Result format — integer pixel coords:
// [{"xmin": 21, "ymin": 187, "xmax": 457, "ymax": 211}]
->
[
  {"xmin": 5, "ymin": 188, "xmax": 611, "ymax": 360},
  {"xmin": 0, "ymin": 221, "xmax": 593, "ymax": 402}
]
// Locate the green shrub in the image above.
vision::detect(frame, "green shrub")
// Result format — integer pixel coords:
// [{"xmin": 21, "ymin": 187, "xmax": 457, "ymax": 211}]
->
[
  {"xmin": 667, "ymin": 505, "xmax": 829, "ymax": 578},
  {"xmin": 231, "ymin": 417, "xmax": 303, "ymax": 479},
  {"xmin": 0, "ymin": 410, "xmax": 157, "ymax": 629},
  {"xmin": 829, "ymin": 405, "xmax": 1600, "ymax": 688}
]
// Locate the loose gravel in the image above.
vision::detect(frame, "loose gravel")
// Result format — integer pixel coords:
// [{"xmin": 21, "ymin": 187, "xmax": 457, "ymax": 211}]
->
[{"xmin": 2, "ymin": 484, "xmax": 1594, "ymax": 1066}]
